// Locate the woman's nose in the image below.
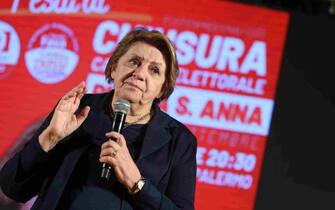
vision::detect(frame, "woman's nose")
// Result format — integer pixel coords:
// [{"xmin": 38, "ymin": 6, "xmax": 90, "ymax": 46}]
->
[{"xmin": 132, "ymin": 65, "xmax": 146, "ymax": 81}]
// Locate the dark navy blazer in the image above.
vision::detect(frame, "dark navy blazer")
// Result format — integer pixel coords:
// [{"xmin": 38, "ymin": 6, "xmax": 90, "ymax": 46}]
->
[{"xmin": 0, "ymin": 92, "xmax": 197, "ymax": 210}]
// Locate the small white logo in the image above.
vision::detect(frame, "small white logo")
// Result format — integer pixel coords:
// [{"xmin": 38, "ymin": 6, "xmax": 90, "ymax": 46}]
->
[
  {"xmin": 25, "ymin": 23, "xmax": 79, "ymax": 84},
  {"xmin": 0, "ymin": 21, "xmax": 20, "ymax": 80},
  {"xmin": 28, "ymin": 0, "xmax": 110, "ymax": 14}
]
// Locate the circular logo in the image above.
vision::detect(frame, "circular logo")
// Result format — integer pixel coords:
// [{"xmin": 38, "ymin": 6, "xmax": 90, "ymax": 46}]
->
[
  {"xmin": 0, "ymin": 21, "xmax": 20, "ymax": 80},
  {"xmin": 25, "ymin": 23, "xmax": 79, "ymax": 84}
]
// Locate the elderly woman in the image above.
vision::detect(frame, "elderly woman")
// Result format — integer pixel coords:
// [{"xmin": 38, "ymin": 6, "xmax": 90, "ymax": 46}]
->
[{"xmin": 0, "ymin": 28, "xmax": 197, "ymax": 210}]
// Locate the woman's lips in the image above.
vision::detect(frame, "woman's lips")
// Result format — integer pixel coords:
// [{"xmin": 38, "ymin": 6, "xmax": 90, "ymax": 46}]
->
[{"xmin": 124, "ymin": 81, "xmax": 142, "ymax": 91}]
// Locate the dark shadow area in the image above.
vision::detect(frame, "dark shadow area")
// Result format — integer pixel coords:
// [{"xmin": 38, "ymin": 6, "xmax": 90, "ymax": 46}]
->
[
  {"xmin": 229, "ymin": 0, "xmax": 335, "ymax": 17},
  {"xmin": 255, "ymin": 12, "xmax": 335, "ymax": 210}
]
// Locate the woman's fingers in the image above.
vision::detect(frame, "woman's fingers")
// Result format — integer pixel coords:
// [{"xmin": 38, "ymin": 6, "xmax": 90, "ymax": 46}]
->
[
  {"xmin": 105, "ymin": 132, "xmax": 128, "ymax": 153},
  {"xmin": 105, "ymin": 132, "xmax": 126, "ymax": 143},
  {"xmin": 116, "ymin": 134, "xmax": 126, "ymax": 147},
  {"xmin": 72, "ymin": 81, "xmax": 85, "ymax": 92},
  {"xmin": 99, "ymin": 155, "xmax": 116, "ymax": 167},
  {"xmin": 101, "ymin": 139, "xmax": 120, "ymax": 151},
  {"xmin": 76, "ymin": 106, "xmax": 90, "ymax": 125},
  {"xmin": 74, "ymin": 92, "xmax": 85, "ymax": 106},
  {"xmin": 105, "ymin": 131, "xmax": 121, "ymax": 138},
  {"xmin": 63, "ymin": 81, "xmax": 86, "ymax": 101},
  {"xmin": 56, "ymin": 82, "xmax": 87, "ymax": 113},
  {"xmin": 75, "ymin": 83, "xmax": 87, "ymax": 100},
  {"xmin": 99, "ymin": 141, "xmax": 119, "ymax": 166},
  {"xmin": 100, "ymin": 147, "xmax": 118, "ymax": 157}
]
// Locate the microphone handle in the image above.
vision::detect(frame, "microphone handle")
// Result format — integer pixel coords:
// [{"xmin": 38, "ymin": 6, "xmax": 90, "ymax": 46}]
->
[{"xmin": 101, "ymin": 111, "xmax": 127, "ymax": 180}]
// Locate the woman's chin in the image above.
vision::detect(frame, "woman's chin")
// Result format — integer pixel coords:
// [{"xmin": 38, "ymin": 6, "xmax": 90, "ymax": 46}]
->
[
  {"xmin": 114, "ymin": 89, "xmax": 155, "ymax": 107},
  {"xmin": 116, "ymin": 91, "xmax": 141, "ymax": 103}
]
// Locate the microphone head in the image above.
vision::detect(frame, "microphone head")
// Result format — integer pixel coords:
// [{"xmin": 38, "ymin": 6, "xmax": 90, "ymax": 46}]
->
[{"xmin": 113, "ymin": 99, "xmax": 131, "ymax": 114}]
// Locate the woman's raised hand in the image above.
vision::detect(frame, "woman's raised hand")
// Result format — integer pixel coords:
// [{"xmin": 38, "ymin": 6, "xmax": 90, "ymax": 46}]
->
[{"xmin": 39, "ymin": 82, "xmax": 90, "ymax": 152}]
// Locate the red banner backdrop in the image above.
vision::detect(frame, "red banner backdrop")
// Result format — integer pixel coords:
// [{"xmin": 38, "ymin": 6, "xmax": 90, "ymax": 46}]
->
[{"xmin": 0, "ymin": 1, "xmax": 289, "ymax": 209}]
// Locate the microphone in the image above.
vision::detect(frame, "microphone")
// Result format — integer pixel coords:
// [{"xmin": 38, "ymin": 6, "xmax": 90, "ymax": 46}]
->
[{"xmin": 101, "ymin": 98, "xmax": 131, "ymax": 180}]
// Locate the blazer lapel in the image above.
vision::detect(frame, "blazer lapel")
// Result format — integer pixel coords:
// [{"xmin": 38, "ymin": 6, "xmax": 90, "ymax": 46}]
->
[{"xmin": 137, "ymin": 104, "xmax": 172, "ymax": 161}]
